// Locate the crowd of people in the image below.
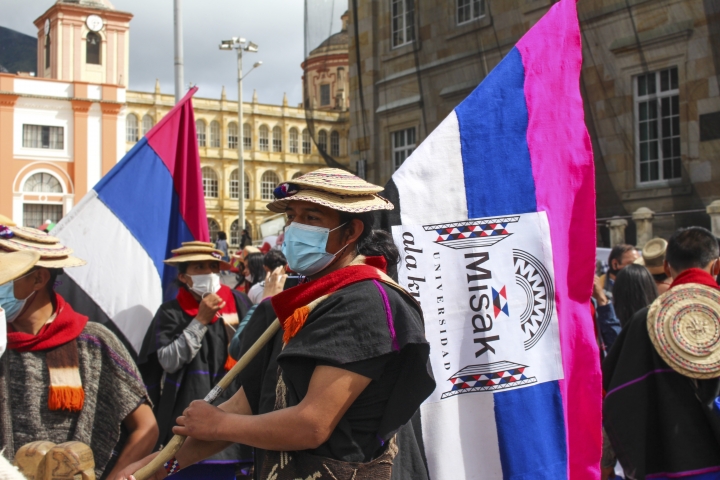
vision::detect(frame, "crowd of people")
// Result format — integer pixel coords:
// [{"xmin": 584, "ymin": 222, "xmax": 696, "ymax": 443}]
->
[{"xmin": 0, "ymin": 168, "xmax": 719, "ymax": 480}]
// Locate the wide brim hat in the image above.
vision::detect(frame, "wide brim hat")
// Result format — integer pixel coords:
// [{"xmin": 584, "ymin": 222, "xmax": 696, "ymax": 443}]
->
[
  {"xmin": 642, "ymin": 238, "xmax": 668, "ymax": 275},
  {"xmin": 266, "ymin": 168, "xmax": 394, "ymax": 214},
  {"xmin": 0, "ymin": 214, "xmax": 16, "ymax": 227},
  {"xmin": 0, "ymin": 225, "xmax": 86, "ymax": 268},
  {"xmin": 0, "ymin": 250, "xmax": 41, "ymax": 285},
  {"xmin": 164, "ymin": 242, "xmax": 231, "ymax": 270},
  {"xmin": 647, "ymin": 284, "xmax": 720, "ymax": 379}
]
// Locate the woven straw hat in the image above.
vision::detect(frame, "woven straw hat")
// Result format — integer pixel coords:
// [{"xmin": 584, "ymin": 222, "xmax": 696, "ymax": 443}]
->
[
  {"xmin": 641, "ymin": 238, "xmax": 668, "ymax": 275},
  {"xmin": 647, "ymin": 283, "xmax": 720, "ymax": 379},
  {"xmin": 0, "ymin": 224, "xmax": 85, "ymax": 268},
  {"xmin": 164, "ymin": 241, "xmax": 231, "ymax": 270},
  {"xmin": 0, "ymin": 250, "xmax": 40, "ymax": 285},
  {"xmin": 0, "ymin": 214, "xmax": 16, "ymax": 227},
  {"xmin": 266, "ymin": 168, "xmax": 393, "ymax": 214}
]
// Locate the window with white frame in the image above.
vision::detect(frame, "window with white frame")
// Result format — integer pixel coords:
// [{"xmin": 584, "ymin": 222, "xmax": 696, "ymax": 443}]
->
[
  {"xmin": 243, "ymin": 123, "xmax": 252, "ymax": 150},
  {"xmin": 202, "ymin": 167, "xmax": 219, "ymax": 198},
  {"xmin": 392, "ymin": 127, "xmax": 416, "ymax": 170},
  {"xmin": 320, "ymin": 85, "xmax": 331, "ymax": 106},
  {"xmin": 330, "ymin": 131, "xmax": 340, "ymax": 156},
  {"xmin": 272, "ymin": 126, "xmax": 283, "ymax": 152},
  {"xmin": 22, "ymin": 172, "xmax": 64, "ymax": 228},
  {"xmin": 208, "ymin": 218, "xmax": 220, "ymax": 243},
  {"xmin": 24, "ymin": 172, "xmax": 62, "ymax": 193},
  {"xmin": 125, "ymin": 114, "xmax": 138, "ymax": 143},
  {"xmin": 259, "ymin": 125, "xmax": 269, "ymax": 151},
  {"xmin": 635, "ymin": 67, "xmax": 681, "ymax": 183},
  {"xmin": 142, "ymin": 115, "xmax": 153, "ymax": 135},
  {"xmin": 318, "ymin": 130, "xmax": 328, "ymax": 152},
  {"xmin": 302, "ymin": 129, "xmax": 311, "ymax": 154},
  {"xmin": 196, "ymin": 120, "xmax": 206, "ymax": 147},
  {"xmin": 289, "ymin": 128, "xmax": 299, "ymax": 153},
  {"xmin": 86, "ymin": 32, "xmax": 101, "ymax": 65},
  {"xmin": 22, "ymin": 125, "xmax": 64, "ymax": 150},
  {"xmin": 228, "ymin": 122, "xmax": 238, "ymax": 149},
  {"xmin": 229, "ymin": 169, "xmax": 239, "ymax": 199},
  {"xmin": 230, "ymin": 219, "xmax": 239, "ymax": 246},
  {"xmin": 391, "ymin": 0, "xmax": 415, "ymax": 48},
  {"xmin": 210, "ymin": 121, "xmax": 221, "ymax": 148},
  {"xmin": 261, "ymin": 171, "xmax": 279, "ymax": 200},
  {"xmin": 456, "ymin": 0, "xmax": 485, "ymax": 25}
]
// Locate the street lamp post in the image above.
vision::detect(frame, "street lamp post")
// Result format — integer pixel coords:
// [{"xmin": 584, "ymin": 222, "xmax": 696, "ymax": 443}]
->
[{"xmin": 219, "ymin": 38, "xmax": 260, "ymax": 248}]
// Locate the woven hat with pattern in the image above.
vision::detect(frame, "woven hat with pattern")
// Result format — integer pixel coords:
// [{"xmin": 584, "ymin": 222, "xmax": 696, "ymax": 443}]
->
[
  {"xmin": 266, "ymin": 168, "xmax": 393, "ymax": 214},
  {"xmin": 0, "ymin": 224, "xmax": 85, "ymax": 268},
  {"xmin": 647, "ymin": 283, "xmax": 720, "ymax": 379},
  {"xmin": 0, "ymin": 250, "xmax": 41, "ymax": 285},
  {"xmin": 164, "ymin": 241, "xmax": 231, "ymax": 270},
  {"xmin": 641, "ymin": 238, "xmax": 668, "ymax": 275}
]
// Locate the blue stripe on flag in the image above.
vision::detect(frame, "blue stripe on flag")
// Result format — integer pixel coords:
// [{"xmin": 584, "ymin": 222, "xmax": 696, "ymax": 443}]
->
[
  {"xmin": 494, "ymin": 381, "xmax": 567, "ymax": 478},
  {"xmin": 454, "ymin": 47, "xmax": 537, "ymax": 218},
  {"xmin": 94, "ymin": 138, "xmax": 194, "ymax": 297}
]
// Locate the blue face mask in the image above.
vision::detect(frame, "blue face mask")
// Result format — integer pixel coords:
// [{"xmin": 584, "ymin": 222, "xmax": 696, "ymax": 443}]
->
[
  {"xmin": 282, "ymin": 222, "xmax": 349, "ymax": 276},
  {"xmin": 0, "ymin": 273, "xmax": 35, "ymax": 323}
]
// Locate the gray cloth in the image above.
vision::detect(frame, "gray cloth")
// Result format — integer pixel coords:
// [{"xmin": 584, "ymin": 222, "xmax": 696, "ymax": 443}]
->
[
  {"xmin": 157, "ymin": 319, "xmax": 207, "ymax": 374},
  {"xmin": 0, "ymin": 322, "xmax": 149, "ymax": 479}
]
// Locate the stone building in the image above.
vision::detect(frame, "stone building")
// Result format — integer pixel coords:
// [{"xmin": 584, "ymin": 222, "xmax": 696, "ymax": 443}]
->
[
  {"xmin": 124, "ymin": 85, "xmax": 349, "ymax": 247},
  {"xmin": 348, "ymin": 0, "xmax": 720, "ymax": 245}
]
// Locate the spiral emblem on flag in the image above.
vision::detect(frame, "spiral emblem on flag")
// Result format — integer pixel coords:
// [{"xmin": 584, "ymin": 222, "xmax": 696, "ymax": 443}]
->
[{"xmin": 513, "ymin": 249, "xmax": 555, "ymax": 350}]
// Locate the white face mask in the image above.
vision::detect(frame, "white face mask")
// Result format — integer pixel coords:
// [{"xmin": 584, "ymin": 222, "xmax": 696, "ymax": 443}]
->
[
  {"xmin": 0, "ymin": 308, "xmax": 6, "ymax": 358},
  {"xmin": 188, "ymin": 273, "xmax": 221, "ymax": 297},
  {"xmin": 245, "ymin": 274, "xmax": 253, "ymax": 283}
]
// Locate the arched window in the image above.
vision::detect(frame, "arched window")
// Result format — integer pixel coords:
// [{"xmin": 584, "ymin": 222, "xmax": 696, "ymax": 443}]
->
[
  {"xmin": 126, "ymin": 114, "xmax": 138, "ymax": 142},
  {"xmin": 210, "ymin": 121, "xmax": 220, "ymax": 148},
  {"xmin": 244, "ymin": 172, "xmax": 250, "ymax": 199},
  {"xmin": 318, "ymin": 129, "xmax": 328, "ymax": 152},
  {"xmin": 289, "ymin": 128, "xmax": 299, "ymax": 154},
  {"xmin": 272, "ymin": 126, "xmax": 282, "ymax": 152},
  {"xmin": 229, "ymin": 169, "xmax": 244, "ymax": 199},
  {"xmin": 243, "ymin": 123, "xmax": 252, "ymax": 151},
  {"xmin": 259, "ymin": 125, "xmax": 269, "ymax": 151},
  {"xmin": 22, "ymin": 172, "xmax": 64, "ymax": 228},
  {"xmin": 45, "ymin": 28, "xmax": 51, "ymax": 69},
  {"xmin": 202, "ymin": 167, "xmax": 218, "ymax": 198},
  {"xmin": 86, "ymin": 32, "xmax": 101, "ymax": 65},
  {"xmin": 227, "ymin": 122, "xmax": 238, "ymax": 149},
  {"xmin": 196, "ymin": 120, "xmax": 206, "ymax": 147},
  {"xmin": 230, "ymin": 219, "xmax": 239, "ymax": 246},
  {"xmin": 330, "ymin": 131, "xmax": 340, "ymax": 156},
  {"xmin": 208, "ymin": 218, "xmax": 220, "ymax": 243},
  {"xmin": 142, "ymin": 115, "xmax": 153, "ymax": 136},
  {"xmin": 292, "ymin": 171, "xmax": 303, "ymax": 179},
  {"xmin": 302, "ymin": 129, "xmax": 311, "ymax": 154},
  {"xmin": 260, "ymin": 171, "xmax": 279, "ymax": 200}
]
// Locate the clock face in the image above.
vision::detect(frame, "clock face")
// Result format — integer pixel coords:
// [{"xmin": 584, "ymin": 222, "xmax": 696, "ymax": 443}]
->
[
  {"xmin": 44, "ymin": 19, "xmax": 50, "ymax": 35},
  {"xmin": 86, "ymin": 15, "xmax": 103, "ymax": 32}
]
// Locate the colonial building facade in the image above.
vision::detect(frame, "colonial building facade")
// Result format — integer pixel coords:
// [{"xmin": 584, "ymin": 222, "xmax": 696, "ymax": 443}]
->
[{"xmin": 348, "ymin": 0, "xmax": 720, "ymax": 245}]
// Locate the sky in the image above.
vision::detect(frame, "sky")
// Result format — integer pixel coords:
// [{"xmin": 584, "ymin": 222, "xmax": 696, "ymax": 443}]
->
[{"xmin": 0, "ymin": 0, "xmax": 346, "ymax": 105}]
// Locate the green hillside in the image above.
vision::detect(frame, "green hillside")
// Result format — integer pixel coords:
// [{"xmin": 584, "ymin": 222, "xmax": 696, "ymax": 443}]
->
[{"xmin": 0, "ymin": 26, "xmax": 37, "ymax": 74}]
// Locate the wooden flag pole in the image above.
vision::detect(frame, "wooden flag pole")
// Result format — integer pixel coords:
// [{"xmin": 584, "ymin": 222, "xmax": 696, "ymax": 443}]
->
[{"xmin": 133, "ymin": 318, "xmax": 281, "ymax": 480}]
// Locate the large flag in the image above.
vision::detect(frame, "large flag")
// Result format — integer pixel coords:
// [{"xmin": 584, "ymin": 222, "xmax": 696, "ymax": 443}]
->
[
  {"xmin": 54, "ymin": 88, "xmax": 209, "ymax": 355},
  {"xmin": 383, "ymin": 0, "xmax": 600, "ymax": 478}
]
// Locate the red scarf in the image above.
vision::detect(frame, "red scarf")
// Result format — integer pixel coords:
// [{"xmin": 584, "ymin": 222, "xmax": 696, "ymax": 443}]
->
[
  {"xmin": 271, "ymin": 256, "xmax": 388, "ymax": 340},
  {"xmin": 176, "ymin": 284, "xmax": 238, "ymax": 321},
  {"xmin": 670, "ymin": 268, "xmax": 720, "ymax": 291},
  {"xmin": 7, "ymin": 293, "xmax": 88, "ymax": 352}
]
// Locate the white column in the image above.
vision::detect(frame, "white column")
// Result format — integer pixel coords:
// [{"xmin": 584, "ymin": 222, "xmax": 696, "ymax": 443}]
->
[
  {"xmin": 632, "ymin": 207, "xmax": 654, "ymax": 248},
  {"xmin": 607, "ymin": 217, "xmax": 628, "ymax": 247},
  {"xmin": 707, "ymin": 200, "xmax": 720, "ymax": 237}
]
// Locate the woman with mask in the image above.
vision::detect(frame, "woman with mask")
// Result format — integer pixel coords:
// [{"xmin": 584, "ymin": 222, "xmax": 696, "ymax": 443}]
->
[
  {"xmin": 118, "ymin": 169, "xmax": 435, "ymax": 480},
  {"xmin": 136, "ymin": 241, "xmax": 252, "ymax": 480},
  {"xmin": 239, "ymin": 252, "xmax": 265, "ymax": 298}
]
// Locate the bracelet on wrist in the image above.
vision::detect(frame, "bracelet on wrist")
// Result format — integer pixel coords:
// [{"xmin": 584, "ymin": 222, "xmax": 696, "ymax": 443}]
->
[{"xmin": 163, "ymin": 457, "xmax": 181, "ymax": 476}]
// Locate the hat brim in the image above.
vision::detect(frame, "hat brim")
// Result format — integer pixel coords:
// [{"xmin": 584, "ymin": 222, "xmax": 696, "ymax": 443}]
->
[
  {"xmin": 0, "ymin": 251, "xmax": 40, "ymax": 285},
  {"xmin": 647, "ymin": 284, "xmax": 720, "ymax": 379},
  {"xmin": 646, "ymin": 264, "xmax": 665, "ymax": 275},
  {"xmin": 36, "ymin": 255, "xmax": 86, "ymax": 269},
  {"xmin": 267, "ymin": 189, "xmax": 394, "ymax": 214},
  {"xmin": 164, "ymin": 253, "xmax": 232, "ymax": 270}
]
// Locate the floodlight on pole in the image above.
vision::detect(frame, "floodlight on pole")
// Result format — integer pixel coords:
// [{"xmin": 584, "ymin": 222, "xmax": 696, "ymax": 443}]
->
[{"xmin": 219, "ymin": 37, "xmax": 259, "ymax": 247}]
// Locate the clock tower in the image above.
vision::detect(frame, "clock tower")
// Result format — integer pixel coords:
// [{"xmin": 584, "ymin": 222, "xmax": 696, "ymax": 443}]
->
[{"xmin": 34, "ymin": 0, "xmax": 133, "ymax": 86}]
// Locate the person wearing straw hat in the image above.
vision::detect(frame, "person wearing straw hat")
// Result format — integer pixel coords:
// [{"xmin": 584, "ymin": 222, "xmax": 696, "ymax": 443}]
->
[
  {"xmin": 0, "ymin": 250, "xmax": 40, "ymax": 359},
  {"xmin": 0, "ymin": 224, "xmax": 159, "ymax": 480},
  {"xmin": 117, "ymin": 168, "xmax": 435, "ymax": 480},
  {"xmin": 636, "ymin": 237, "xmax": 672, "ymax": 295},
  {"xmin": 603, "ymin": 226, "xmax": 720, "ymax": 479},
  {"xmin": 136, "ymin": 241, "xmax": 254, "ymax": 480}
]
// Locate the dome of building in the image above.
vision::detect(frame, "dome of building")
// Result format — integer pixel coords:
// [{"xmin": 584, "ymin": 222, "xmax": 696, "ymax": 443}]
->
[
  {"xmin": 308, "ymin": 10, "xmax": 349, "ymax": 58},
  {"xmin": 57, "ymin": 0, "xmax": 115, "ymax": 10}
]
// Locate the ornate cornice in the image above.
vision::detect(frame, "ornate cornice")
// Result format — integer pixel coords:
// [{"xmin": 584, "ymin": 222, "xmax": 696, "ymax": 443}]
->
[
  {"xmin": 71, "ymin": 100, "xmax": 92, "ymax": 113},
  {"xmin": 0, "ymin": 93, "xmax": 19, "ymax": 107},
  {"xmin": 100, "ymin": 103, "xmax": 122, "ymax": 115}
]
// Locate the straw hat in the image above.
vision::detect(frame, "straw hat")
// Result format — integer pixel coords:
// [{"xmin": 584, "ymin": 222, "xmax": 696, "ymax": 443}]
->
[
  {"xmin": 164, "ymin": 241, "xmax": 231, "ymax": 270},
  {"xmin": 266, "ymin": 168, "xmax": 393, "ymax": 214},
  {"xmin": 641, "ymin": 238, "xmax": 668, "ymax": 275},
  {"xmin": 0, "ymin": 250, "xmax": 40, "ymax": 285},
  {"xmin": 647, "ymin": 284, "xmax": 720, "ymax": 379},
  {"xmin": 0, "ymin": 214, "xmax": 16, "ymax": 227},
  {"xmin": 0, "ymin": 225, "xmax": 85, "ymax": 268}
]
